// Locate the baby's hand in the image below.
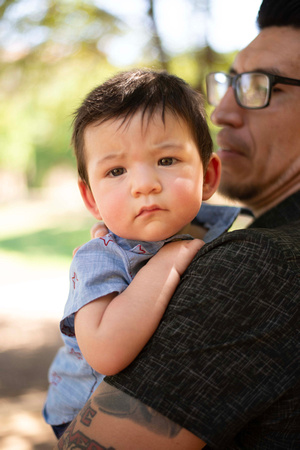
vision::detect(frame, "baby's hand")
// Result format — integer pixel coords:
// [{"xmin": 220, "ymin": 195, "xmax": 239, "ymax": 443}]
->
[{"xmin": 155, "ymin": 239, "xmax": 204, "ymax": 277}]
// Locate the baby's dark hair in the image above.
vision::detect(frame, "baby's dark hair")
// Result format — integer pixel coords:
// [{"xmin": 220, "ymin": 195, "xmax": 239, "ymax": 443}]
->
[
  {"xmin": 72, "ymin": 69, "xmax": 212, "ymax": 186},
  {"xmin": 257, "ymin": 0, "xmax": 300, "ymax": 29}
]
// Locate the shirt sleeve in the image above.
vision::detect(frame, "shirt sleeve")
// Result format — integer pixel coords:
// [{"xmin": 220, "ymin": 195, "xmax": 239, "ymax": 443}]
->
[
  {"xmin": 105, "ymin": 227, "xmax": 300, "ymax": 448},
  {"xmin": 61, "ymin": 236, "xmax": 131, "ymax": 336}
]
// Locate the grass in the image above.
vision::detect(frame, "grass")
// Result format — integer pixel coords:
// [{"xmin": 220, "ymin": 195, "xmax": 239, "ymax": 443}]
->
[
  {"xmin": 0, "ymin": 225, "xmax": 94, "ymax": 266},
  {"xmin": 0, "ymin": 187, "xmax": 95, "ymax": 271}
]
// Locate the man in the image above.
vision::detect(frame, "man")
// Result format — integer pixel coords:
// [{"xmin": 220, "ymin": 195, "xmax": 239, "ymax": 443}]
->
[
  {"xmin": 207, "ymin": 1, "xmax": 300, "ymax": 216},
  {"xmin": 56, "ymin": 0, "xmax": 300, "ymax": 448}
]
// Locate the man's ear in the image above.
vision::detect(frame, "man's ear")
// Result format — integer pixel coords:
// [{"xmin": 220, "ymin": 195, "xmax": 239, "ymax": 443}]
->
[
  {"xmin": 202, "ymin": 153, "xmax": 221, "ymax": 201},
  {"xmin": 78, "ymin": 179, "xmax": 102, "ymax": 221}
]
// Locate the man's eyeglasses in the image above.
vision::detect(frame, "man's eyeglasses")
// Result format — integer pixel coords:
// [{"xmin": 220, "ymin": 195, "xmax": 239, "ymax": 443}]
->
[{"xmin": 206, "ymin": 71, "xmax": 300, "ymax": 109}]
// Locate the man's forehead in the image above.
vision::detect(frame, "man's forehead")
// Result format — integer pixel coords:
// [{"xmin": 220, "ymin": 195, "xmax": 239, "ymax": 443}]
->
[{"xmin": 233, "ymin": 26, "xmax": 300, "ymax": 78}]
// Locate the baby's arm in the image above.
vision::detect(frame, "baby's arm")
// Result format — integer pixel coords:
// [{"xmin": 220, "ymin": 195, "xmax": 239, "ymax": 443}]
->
[{"xmin": 74, "ymin": 239, "xmax": 203, "ymax": 376}]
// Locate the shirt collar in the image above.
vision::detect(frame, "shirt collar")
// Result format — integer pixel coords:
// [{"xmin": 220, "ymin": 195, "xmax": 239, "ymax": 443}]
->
[
  {"xmin": 249, "ymin": 190, "xmax": 300, "ymax": 229},
  {"xmin": 194, "ymin": 203, "xmax": 250, "ymax": 243}
]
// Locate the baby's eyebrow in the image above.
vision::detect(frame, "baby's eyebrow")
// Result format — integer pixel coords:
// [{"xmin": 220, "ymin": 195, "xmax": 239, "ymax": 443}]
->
[
  {"xmin": 96, "ymin": 151, "xmax": 126, "ymax": 164},
  {"xmin": 152, "ymin": 141, "xmax": 184, "ymax": 150}
]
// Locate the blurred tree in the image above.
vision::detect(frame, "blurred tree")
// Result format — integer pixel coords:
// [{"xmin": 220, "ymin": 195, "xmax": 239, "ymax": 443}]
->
[
  {"xmin": 0, "ymin": 0, "xmax": 123, "ymax": 187},
  {"xmin": 147, "ymin": 0, "xmax": 169, "ymax": 71},
  {"xmin": 0, "ymin": 0, "xmax": 122, "ymax": 66},
  {"xmin": 0, "ymin": 0, "xmax": 232, "ymax": 190}
]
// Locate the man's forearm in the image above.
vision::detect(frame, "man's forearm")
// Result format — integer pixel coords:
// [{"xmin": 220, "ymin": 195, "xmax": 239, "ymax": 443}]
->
[{"xmin": 55, "ymin": 382, "xmax": 206, "ymax": 449}]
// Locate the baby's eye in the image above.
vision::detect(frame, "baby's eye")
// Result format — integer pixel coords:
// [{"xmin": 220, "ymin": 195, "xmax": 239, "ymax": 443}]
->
[
  {"xmin": 108, "ymin": 167, "xmax": 126, "ymax": 177},
  {"xmin": 158, "ymin": 157, "xmax": 177, "ymax": 166}
]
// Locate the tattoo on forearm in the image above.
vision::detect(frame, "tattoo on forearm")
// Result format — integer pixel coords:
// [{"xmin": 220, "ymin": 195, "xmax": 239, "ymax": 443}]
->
[
  {"xmin": 93, "ymin": 383, "xmax": 181, "ymax": 438},
  {"xmin": 56, "ymin": 384, "xmax": 182, "ymax": 448},
  {"xmin": 57, "ymin": 419, "xmax": 115, "ymax": 449},
  {"xmin": 79, "ymin": 399, "xmax": 97, "ymax": 426}
]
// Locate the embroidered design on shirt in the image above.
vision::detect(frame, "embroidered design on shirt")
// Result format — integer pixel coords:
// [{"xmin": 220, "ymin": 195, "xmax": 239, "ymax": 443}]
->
[
  {"xmin": 72, "ymin": 272, "xmax": 78, "ymax": 289},
  {"xmin": 61, "ymin": 324, "xmax": 75, "ymax": 337},
  {"xmin": 70, "ymin": 348, "xmax": 83, "ymax": 360},
  {"xmin": 50, "ymin": 371, "xmax": 62, "ymax": 386},
  {"xmin": 100, "ymin": 235, "xmax": 114, "ymax": 247},
  {"xmin": 136, "ymin": 244, "xmax": 146, "ymax": 254}
]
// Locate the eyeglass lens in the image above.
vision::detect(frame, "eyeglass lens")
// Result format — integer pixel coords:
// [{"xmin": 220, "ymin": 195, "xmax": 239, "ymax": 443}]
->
[
  {"xmin": 207, "ymin": 73, "xmax": 229, "ymax": 106},
  {"xmin": 207, "ymin": 72, "xmax": 270, "ymax": 108},
  {"xmin": 236, "ymin": 73, "xmax": 269, "ymax": 108}
]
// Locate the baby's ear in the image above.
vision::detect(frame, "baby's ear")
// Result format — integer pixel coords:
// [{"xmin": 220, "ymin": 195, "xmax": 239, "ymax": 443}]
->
[
  {"xmin": 202, "ymin": 153, "xmax": 221, "ymax": 201},
  {"xmin": 78, "ymin": 179, "xmax": 102, "ymax": 220}
]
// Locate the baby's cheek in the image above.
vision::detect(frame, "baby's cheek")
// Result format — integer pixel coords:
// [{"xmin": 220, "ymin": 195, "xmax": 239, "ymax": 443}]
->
[
  {"xmin": 178, "ymin": 186, "xmax": 203, "ymax": 218},
  {"xmin": 174, "ymin": 178, "xmax": 202, "ymax": 202},
  {"xmin": 99, "ymin": 194, "xmax": 126, "ymax": 229}
]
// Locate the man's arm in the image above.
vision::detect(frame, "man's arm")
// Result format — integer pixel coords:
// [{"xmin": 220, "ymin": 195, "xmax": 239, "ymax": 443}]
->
[{"xmin": 55, "ymin": 381, "xmax": 206, "ymax": 449}]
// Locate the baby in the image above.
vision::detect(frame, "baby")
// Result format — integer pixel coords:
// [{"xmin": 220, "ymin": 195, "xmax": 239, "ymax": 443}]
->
[{"xmin": 43, "ymin": 68, "xmax": 222, "ymax": 438}]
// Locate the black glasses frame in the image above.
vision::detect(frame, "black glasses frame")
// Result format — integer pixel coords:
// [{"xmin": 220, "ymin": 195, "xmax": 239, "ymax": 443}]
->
[{"xmin": 206, "ymin": 71, "xmax": 300, "ymax": 109}]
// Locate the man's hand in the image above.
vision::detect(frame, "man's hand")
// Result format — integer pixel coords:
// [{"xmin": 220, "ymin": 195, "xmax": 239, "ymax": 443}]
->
[
  {"xmin": 90, "ymin": 221, "xmax": 109, "ymax": 239},
  {"xmin": 73, "ymin": 222, "xmax": 109, "ymax": 256}
]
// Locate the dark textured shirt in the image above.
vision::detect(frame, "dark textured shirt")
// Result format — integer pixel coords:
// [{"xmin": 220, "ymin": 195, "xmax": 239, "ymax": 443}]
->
[{"xmin": 106, "ymin": 191, "xmax": 300, "ymax": 449}]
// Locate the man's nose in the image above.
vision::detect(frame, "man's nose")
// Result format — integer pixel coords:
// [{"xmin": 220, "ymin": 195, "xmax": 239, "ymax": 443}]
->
[
  {"xmin": 210, "ymin": 86, "xmax": 244, "ymax": 128},
  {"xmin": 131, "ymin": 167, "xmax": 162, "ymax": 197}
]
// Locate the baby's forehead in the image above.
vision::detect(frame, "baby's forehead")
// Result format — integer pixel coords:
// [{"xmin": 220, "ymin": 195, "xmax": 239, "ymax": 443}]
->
[
  {"xmin": 83, "ymin": 109, "xmax": 195, "ymax": 152},
  {"xmin": 91, "ymin": 107, "xmax": 186, "ymax": 132}
]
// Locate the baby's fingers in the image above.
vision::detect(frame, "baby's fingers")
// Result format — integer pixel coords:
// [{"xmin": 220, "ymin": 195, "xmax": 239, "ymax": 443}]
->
[
  {"xmin": 156, "ymin": 238, "xmax": 204, "ymax": 276},
  {"xmin": 176, "ymin": 239, "xmax": 204, "ymax": 273}
]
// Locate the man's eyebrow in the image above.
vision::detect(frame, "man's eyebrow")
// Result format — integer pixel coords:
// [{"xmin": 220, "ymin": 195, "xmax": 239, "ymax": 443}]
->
[
  {"xmin": 229, "ymin": 67, "xmax": 283, "ymax": 76},
  {"xmin": 253, "ymin": 67, "xmax": 282, "ymax": 76}
]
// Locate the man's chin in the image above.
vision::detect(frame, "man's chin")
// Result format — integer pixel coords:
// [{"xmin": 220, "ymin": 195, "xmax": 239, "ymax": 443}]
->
[{"xmin": 218, "ymin": 181, "xmax": 261, "ymax": 204}]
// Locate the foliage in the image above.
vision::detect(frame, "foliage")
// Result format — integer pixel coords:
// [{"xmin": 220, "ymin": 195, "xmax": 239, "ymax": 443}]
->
[{"xmin": 0, "ymin": 0, "xmax": 235, "ymax": 188}]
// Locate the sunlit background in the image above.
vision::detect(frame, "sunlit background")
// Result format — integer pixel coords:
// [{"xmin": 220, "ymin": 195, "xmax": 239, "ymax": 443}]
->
[{"xmin": 0, "ymin": 0, "xmax": 261, "ymax": 448}]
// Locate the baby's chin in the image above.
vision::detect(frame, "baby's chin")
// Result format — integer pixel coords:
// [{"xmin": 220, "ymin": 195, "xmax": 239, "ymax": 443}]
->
[{"xmin": 119, "ymin": 229, "xmax": 179, "ymax": 242}]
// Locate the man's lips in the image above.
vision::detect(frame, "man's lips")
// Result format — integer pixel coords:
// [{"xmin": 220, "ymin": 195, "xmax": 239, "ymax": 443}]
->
[
  {"xmin": 216, "ymin": 130, "xmax": 248, "ymax": 159},
  {"xmin": 217, "ymin": 148, "xmax": 245, "ymax": 159}
]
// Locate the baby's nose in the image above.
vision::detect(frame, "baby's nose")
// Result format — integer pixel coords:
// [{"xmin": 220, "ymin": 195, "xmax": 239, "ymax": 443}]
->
[{"xmin": 131, "ymin": 168, "xmax": 162, "ymax": 197}]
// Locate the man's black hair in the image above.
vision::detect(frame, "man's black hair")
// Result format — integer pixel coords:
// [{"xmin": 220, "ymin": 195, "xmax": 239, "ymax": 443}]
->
[{"xmin": 257, "ymin": 0, "xmax": 300, "ymax": 29}]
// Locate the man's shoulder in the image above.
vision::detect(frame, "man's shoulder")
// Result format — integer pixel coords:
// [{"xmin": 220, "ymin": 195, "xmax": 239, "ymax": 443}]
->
[
  {"xmin": 204, "ymin": 218, "xmax": 300, "ymax": 254},
  {"xmin": 188, "ymin": 220, "xmax": 300, "ymax": 283},
  {"xmin": 173, "ymin": 221, "xmax": 300, "ymax": 330}
]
